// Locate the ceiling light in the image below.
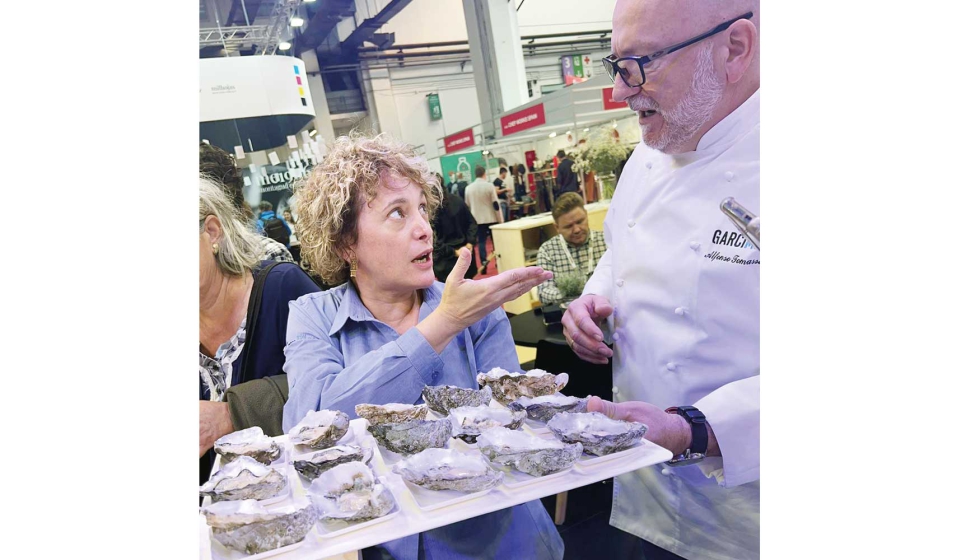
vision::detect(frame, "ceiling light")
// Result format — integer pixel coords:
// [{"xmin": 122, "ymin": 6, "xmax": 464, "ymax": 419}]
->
[
  {"xmin": 278, "ymin": 41, "xmax": 292, "ymax": 50},
  {"xmin": 583, "ymin": 128, "xmax": 590, "ymax": 132},
  {"xmin": 290, "ymin": 17, "xmax": 304, "ymax": 27},
  {"xmin": 303, "ymin": 0, "xmax": 316, "ymax": 3},
  {"xmin": 482, "ymin": 150, "xmax": 489, "ymax": 155},
  {"xmin": 310, "ymin": 129, "xmax": 318, "ymax": 136},
  {"xmin": 565, "ymin": 130, "xmax": 572, "ymax": 135},
  {"xmin": 611, "ymin": 122, "xmax": 617, "ymax": 128},
  {"xmin": 548, "ymin": 132, "xmax": 557, "ymax": 138}
]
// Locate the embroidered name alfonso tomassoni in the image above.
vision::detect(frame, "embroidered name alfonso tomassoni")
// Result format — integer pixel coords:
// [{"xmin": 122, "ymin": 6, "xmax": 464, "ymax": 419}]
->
[{"xmin": 704, "ymin": 229, "xmax": 760, "ymax": 266}]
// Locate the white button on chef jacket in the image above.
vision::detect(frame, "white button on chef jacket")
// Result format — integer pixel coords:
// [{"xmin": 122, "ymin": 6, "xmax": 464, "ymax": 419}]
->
[{"xmin": 583, "ymin": 90, "xmax": 761, "ymax": 560}]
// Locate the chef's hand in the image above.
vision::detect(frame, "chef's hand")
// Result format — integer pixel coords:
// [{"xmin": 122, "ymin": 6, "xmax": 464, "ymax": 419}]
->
[
  {"xmin": 562, "ymin": 295, "xmax": 614, "ymax": 364},
  {"xmin": 587, "ymin": 396, "xmax": 719, "ymax": 457},
  {"xmin": 200, "ymin": 401, "xmax": 234, "ymax": 457}
]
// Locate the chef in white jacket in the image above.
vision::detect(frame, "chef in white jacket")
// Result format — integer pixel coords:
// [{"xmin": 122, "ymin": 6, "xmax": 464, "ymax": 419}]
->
[{"xmin": 562, "ymin": 1, "xmax": 760, "ymax": 559}]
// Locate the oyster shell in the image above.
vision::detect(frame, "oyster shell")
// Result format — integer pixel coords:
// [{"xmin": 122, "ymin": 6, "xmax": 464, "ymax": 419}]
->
[
  {"xmin": 476, "ymin": 368, "xmax": 569, "ymax": 404},
  {"xmin": 422, "ymin": 385, "xmax": 492, "ymax": 415},
  {"xmin": 547, "ymin": 412, "xmax": 648, "ymax": 456},
  {"xmin": 308, "ymin": 461, "xmax": 375, "ymax": 498},
  {"xmin": 355, "ymin": 402, "xmax": 428, "ymax": 425},
  {"xmin": 201, "ymin": 498, "xmax": 317, "ymax": 555},
  {"xmin": 310, "ymin": 483, "xmax": 396, "ymax": 522},
  {"xmin": 476, "ymin": 427, "xmax": 582, "ymax": 476},
  {"xmin": 367, "ymin": 418, "xmax": 452, "ymax": 455},
  {"xmin": 507, "ymin": 393, "xmax": 588, "ymax": 422},
  {"xmin": 448, "ymin": 405, "xmax": 527, "ymax": 444},
  {"xmin": 392, "ymin": 448, "xmax": 503, "ymax": 492},
  {"xmin": 213, "ymin": 427, "xmax": 282, "ymax": 464},
  {"xmin": 200, "ymin": 456, "xmax": 287, "ymax": 503},
  {"xmin": 292, "ymin": 445, "xmax": 373, "ymax": 482},
  {"xmin": 287, "ymin": 409, "xmax": 350, "ymax": 449}
]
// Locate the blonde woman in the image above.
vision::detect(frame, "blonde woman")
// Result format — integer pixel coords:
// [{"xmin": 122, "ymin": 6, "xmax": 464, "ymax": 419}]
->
[
  {"xmin": 198, "ymin": 175, "xmax": 319, "ymax": 485},
  {"xmin": 283, "ymin": 134, "xmax": 561, "ymax": 560}
]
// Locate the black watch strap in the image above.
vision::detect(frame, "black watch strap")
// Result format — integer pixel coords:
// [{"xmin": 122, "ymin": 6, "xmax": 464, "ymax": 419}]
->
[{"xmin": 667, "ymin": 405, "xmax": 708, "ymax": 455}]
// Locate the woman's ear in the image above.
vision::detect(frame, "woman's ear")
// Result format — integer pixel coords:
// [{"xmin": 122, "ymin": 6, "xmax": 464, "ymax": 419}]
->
[{"xmin": 203, "ymin": 215, "xmax": 223, "ymax": 245}]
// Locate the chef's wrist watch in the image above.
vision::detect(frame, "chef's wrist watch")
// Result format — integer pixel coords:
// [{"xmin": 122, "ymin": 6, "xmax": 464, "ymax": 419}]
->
[{"xmin": 665, "ymin": 406, "xmax": 707, "ymax": 466}]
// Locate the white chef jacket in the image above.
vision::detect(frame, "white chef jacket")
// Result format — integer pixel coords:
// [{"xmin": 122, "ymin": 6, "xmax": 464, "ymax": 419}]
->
[{"xmin": 583, "ymin": 90, "xmax": 761, "ymax": 560}]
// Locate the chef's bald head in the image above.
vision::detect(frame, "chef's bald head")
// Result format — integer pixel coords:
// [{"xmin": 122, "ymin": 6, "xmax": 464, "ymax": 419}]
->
[{"xmin": 610, "ymin": 0, "xmax": 759, "ymax": 153}]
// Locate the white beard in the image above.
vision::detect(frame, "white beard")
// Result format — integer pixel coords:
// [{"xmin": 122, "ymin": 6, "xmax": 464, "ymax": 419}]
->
[{"xmin": 641, "ymin": 43, "xmax": 725, "ymax": 153}]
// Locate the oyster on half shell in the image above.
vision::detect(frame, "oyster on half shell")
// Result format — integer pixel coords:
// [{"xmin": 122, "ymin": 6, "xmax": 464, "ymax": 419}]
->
[
  {"xmin": 476, "ymin": 368, "xmax": 569, "ymax": 404},
  {"xmin": 287, "ymin": 409, "xmax": 350, "ymax": 449},
  {"xmin": 476, "ymin": 427, "xmax": 582, "ymax": 476},
  {"xmin": 368, "ymin": 418, "xmax": 452, "ymax": 455},
  {"xmin": 448, "ymin": 405, "xmax": 526, "ymax": 444},
  {"xmin": 201, "ymin": 498, "xmax": 317, "ymax": 555},
  {"xmin": 392, "ymin": 448, "xmax": 502, "ymax": 492},
  {"xmin": 547, "ymin": 412, "xmax": 648, "ymax": 456},
  {"xmin": 508, "ymin": 393, "xmax": 588, "ymax": 422},
  {"xmin": 310, "ymin": 483, "xmax": 396, "ymax": 522},
  {"xmin": 355, "ymin": 402, "xmax": 428, "ymax": 425},
  {"xmin": 422, "ymin": 385, "xmax": 492, "ymax": 415},
  {"xmin": 308, "ymin": 461, "xmax": 375, "ymax": 497},
  {"xmin": 213, "ymin": 427, "xmax": 282, "ymax": 464},
  {"xmin": 292, "ymin": 445, "xmax": 373, "ymax": 481},
  {"xmin": 200, "ymin": 456, "xmax": 287, "ymax": 503}
]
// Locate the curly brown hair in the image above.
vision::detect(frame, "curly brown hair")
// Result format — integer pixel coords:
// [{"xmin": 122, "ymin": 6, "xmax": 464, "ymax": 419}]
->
[{"xmin": 292, "ymin": 133, "xmax": 443, "ymax": 285}]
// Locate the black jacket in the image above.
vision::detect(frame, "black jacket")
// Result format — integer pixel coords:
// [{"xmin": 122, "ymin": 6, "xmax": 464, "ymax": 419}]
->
[
  {"xmin": 556, "ymin": 158, "xmax": 579, "ymax": 195},
  {"xmin": 433, "ymin": 192, "xmax": 479, "ymax": 282}
]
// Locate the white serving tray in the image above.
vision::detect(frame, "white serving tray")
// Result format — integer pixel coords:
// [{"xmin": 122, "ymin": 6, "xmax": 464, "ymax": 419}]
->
[{"xmin": 201, "ymin": 417, "xmax": 672, "ymax": 560}]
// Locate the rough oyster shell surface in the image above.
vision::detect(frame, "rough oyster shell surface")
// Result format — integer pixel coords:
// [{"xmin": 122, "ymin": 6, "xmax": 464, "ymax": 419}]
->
[
  {"xmin": 355, "ymin": 402, "xmax": 429, "ymax": 425},
  {"xmin": 508, "ymin": 393, "xmax": 588, "ymax": 422},
  {"xmin": 392, "ymin": 448, "xmax": 503, "ymax": 492},
  {"xmin": 292, "ymin": 445, "xmax": 373, "ymax": 481},
  {"xmin": 310, "ymin": 483, "xmax": 396, "ymax": 522},
  {"xmin": 287, "ymin": 409, "xmax": 350, "ymax": 449},
  {"xmin": 367, "ymin": 418, "xmax": 452, "ymax": 455},
  {"xmin": 200, "ymin": 456, "xmax": 287, "ymax": 502},
  {"xmin": 547, "ymin": 412, "xmax": 648, "ymax": 456},
  {"xmin": 202, "ymin": 498, "xmax": 317, "ymax": 555},
  {"xmin": 422, "ymin": 385, "xmax": 492, "ymax": 415},
  {"xmin": 448, "ymin": 405, "xmax": 526, "ymax": 444},
  {"xmin": 476, "ymin": 427, "xmax": 582, "ymax": 476},
  {"xmin": 476, "ymin": 368, "xmax": 569, "ymax": 404},
  {"xmin": 213, "ymin": 427, "xmax": 282, "ymax": 464},
  {"xmin": 308, "ymin": 461, "xmax": 375, "ymax": 498}
]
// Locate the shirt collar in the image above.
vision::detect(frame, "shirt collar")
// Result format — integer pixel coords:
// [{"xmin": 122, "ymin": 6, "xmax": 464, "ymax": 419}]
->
[
  {"xmin": 328, "ymin": 282, "xmax": 442, "ymax": 336},
  {"xmin": 695, "ymin": 89, "xmax": 760, "ymax": 153}
]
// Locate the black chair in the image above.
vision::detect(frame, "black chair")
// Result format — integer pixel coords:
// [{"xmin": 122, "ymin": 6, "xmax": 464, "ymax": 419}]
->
[{"xmin": 533, "ymin": 339, "xmax": 614, "ymax": 524}]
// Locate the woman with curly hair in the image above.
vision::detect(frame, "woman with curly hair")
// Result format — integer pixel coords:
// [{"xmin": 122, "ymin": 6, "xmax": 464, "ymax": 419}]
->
[{"xmin": 282, "ymin": 133, "xmax": 561, "ymax": 560}]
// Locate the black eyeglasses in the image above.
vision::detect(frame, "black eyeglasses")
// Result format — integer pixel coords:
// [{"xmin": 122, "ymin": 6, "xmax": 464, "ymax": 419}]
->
[{"xmin": 602, "ymin": 12, "xmax": 753, "ymax": 88}]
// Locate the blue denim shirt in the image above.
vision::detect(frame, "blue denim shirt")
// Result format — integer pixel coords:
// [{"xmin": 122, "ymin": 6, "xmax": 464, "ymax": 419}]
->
[{"xmin": 283, "ymin": 281, "xmax": 564, "ymax": 560}]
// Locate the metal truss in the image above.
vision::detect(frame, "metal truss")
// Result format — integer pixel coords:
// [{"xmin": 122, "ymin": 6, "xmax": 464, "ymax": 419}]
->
[{"xmin": 199, "ymin": 0, "xmax": 301, "ymax": 55}]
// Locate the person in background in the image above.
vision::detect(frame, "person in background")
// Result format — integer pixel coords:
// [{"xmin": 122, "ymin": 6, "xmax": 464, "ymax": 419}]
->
[
  {"xmin": 464, "ymin": 165, "xmax": 499, "ymax": 274},
  {"xmin": 514, "ymin": 163, "xmax": 528, "ymax": 201},
  {"xmin": 256, "ymin": 201, "xmax": 292, "ymax": 249},
  {"xmin": 432, "ymin": 172, "xmax": 478, "ymax": 282},
  {"xmin": 449, "ymin": 170, "xmax": 468, "ymax": 199},
  {"xmin": 563, "ymin": 1, "xmax": 760, "ymax": 558},
  {"xmin": 283, "ymin": 133, "xmax": 561, "ymax": 560},
  {"xmin": 198, "ymin": 174, "xmax": 319, "ymax": 486},
  {"xmin": 199, "ymin": 143, "xmax": 293, "ymax": 263},
  {"xmin": 537, "ymin": 193, "xmax": 607, "ymax": 306},
  {"xmin": 282, "ymin": 209, "xmax": 301, "ymax": 262},
  {"xmin": 446, "ymin": 171, "xmax": 457, "ymax": 195},
  {"xmin": 556, "ymin": 149, "xmax": 580, "ymax": 197},
  {"xmin": 493, "ymin": 166, "xmax": 511, "ymax": 222}
]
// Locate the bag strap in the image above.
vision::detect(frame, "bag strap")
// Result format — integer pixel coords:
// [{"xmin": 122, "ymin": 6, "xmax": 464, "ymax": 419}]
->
[{"xmin": 239, "ymin": 262, "xmax": 283, "ymax": 383}]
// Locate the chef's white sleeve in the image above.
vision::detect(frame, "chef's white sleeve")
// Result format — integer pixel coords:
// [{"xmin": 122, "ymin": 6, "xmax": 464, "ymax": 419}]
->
[{"xmin": 693, "ymin": 374, "xmax": 760, "ymax": 488}]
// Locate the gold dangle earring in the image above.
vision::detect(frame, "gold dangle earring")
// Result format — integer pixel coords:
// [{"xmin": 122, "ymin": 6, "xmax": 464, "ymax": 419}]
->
[{"xmin": 349, "ymin": 255, "xmax": 358, "ymax": 279}]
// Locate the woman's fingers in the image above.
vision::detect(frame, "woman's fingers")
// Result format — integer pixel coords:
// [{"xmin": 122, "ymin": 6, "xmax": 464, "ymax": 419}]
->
[{"xmin": 446, "ymin": 246, "xmax": 472, "ymax": 286}]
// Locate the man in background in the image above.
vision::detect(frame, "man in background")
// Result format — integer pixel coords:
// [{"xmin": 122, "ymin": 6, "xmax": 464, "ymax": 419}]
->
[
  {"xmin": 556, "ymin": 150, "xmax": 580, "ymax": 197},
  {"xmin": 537, "ymin": 193, "xmax": 607, "ymax": 306},
  {"xmin": 493, "ymin": 167, "xmax": 511, "ymax": 222},
  {"xmin": 464, "ymin": 165, "xmax": 499, "ymax": 274},
  {"xmin": 256, "ymin": 200, "xmax": 292, "ymax": 250}
]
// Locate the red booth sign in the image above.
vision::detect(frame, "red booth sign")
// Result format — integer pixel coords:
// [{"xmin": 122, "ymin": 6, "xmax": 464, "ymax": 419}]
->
[
  {"xmin": 602, "ymin": 87, "xmax": 629, "ymax": 110},
  {"xmin": 501, "ymin": 103, "xmax": 546, "ymax": 136},
  {"xmin": 444, "ymin": 128, "xmax": 476, "ymax": 154}
]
